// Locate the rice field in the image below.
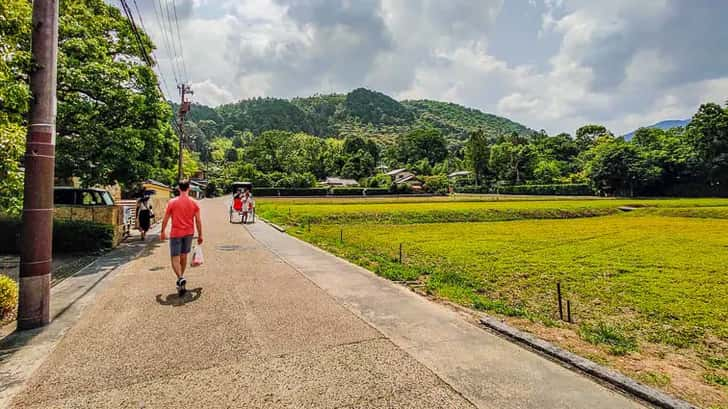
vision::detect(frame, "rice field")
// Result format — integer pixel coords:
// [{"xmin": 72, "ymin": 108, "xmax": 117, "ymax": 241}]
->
[{"xmin": 257, "ymin": 196, "xmax": 728, "ymax": 407}]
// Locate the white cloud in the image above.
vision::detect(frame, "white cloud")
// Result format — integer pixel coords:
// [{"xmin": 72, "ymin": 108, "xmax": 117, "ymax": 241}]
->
[
  {"xmin": 190, "ymin": 79, "xmax": 235, "ymax": 106},
  {"xmin": 130, "ymin": 0, "xmax": 728, "ymax": 136}
]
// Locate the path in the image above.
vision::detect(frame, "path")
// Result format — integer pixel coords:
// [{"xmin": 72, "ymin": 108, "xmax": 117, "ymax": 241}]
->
[{"xmin": 3, "ymin": 197, "xmax": 645, "ymax": 408}]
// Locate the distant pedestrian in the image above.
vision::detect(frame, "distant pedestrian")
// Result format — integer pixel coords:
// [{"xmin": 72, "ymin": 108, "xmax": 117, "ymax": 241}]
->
[
  {"xmin": 242, "ymin": 189, "xmax": 251, "ymax": 224},
  {"xmin": 233, "ymin": 189, "xmax": 243, "ymax": 213},
  {"xmin": 136, "ymin": 194, "xmax": 153, "ymax": 241},
  {"xmin": 160, "ymin": 180, "xmax": 203, "ymax": 295}
]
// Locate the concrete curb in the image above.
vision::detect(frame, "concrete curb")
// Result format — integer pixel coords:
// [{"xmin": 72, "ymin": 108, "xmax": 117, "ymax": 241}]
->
[
  {"xmin": 479, "ymin": 317, "xmax": 697, "ymax": 409},
  {"xmin": 257, "ymin": 217, "xmax": 286, "ymax": 233}
]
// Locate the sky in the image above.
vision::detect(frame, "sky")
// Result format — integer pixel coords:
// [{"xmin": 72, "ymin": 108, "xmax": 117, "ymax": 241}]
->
[{"xmin": 132, "ymin": 0, "xmax": 728, "ymax": 135}]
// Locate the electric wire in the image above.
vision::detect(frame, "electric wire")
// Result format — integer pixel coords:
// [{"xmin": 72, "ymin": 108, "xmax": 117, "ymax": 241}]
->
[{"xmin": 151, "ymin": 0, "xmax": 180, "ymax": 84}]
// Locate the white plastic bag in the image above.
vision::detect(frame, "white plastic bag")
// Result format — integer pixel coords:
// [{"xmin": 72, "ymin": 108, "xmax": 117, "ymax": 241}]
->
[{"xmin": 191, "ymin": 246, "xmax": 204, "ymax": 267}]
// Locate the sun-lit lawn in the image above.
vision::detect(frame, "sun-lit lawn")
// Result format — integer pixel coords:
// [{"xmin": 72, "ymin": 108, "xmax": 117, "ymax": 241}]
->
[
  {"xmin": 258, "ymin": 196, "xmax": 728, "ymax": 225},
  {"xmin": 294, "ymin": 216, "xmax": 728, "ymax": 344},
  {"xmin": 257, "ymin": 195, "xmax": 728, "ymax": 406}
]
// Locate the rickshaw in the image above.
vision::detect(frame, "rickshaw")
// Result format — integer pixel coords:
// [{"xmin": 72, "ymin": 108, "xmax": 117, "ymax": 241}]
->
[{"xmin": 229, "ymin": 181, "xmax": 255, "ymax": 223}]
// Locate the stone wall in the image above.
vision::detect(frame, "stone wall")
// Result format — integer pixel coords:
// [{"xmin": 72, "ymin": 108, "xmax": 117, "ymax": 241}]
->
[{"xmin": 54, "ymin": 205, "xmax": 125, "ymax": 245}]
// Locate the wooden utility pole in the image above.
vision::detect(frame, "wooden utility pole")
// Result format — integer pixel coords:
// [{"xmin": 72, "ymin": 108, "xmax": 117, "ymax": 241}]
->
[
  {"xmin": 177, "ymin": 83, "xmax": 193, "ymax": 180},
  {"xmin": 18, "ymin": 0, "xmax": 59, "ymax": 330}
]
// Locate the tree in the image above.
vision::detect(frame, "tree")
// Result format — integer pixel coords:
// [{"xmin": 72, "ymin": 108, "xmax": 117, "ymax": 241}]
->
[
  {"xmin": 688, "ymin": 102, "xmax": 728, "ymax": 183},
  {"xmin": 532, "ymin": 160, "xmax": 563, "ymax": 184},
  {"xmin": 392, "ymin": 127, "xmax": 448, "ymax": 166},
  {"xmin": 489, "ymin": 139, "xmax": 536, "ymax": 184},
  {"xmin": 224, "ymin": 148, "xmax": 239, "ymax": 162},
  {"xmin": 464, "ymin": 129, "xmax": 490, "ymax": 185},
  {"xmin": 575, "ymin": 124, "xmax": 611, "ymax": 152},
  {"xmin": 50, "ymin": 0, "xmax": 178, "ymax": 189},
  {"xmin": 232, "ymin": 133, "xmax": 245, "ymax": 148},
  {"xmin": 341, "ymin": 150, "xmax": 375, "ymax": 180},
  {"xmin": 584, "ymin": 140, "xmax": 661, "ymax": 196},
  {"xmin": 343, "ymin": 135, "xmax": 380, "ymax": 162},
  {"xmin": 181, "ymin": 149, "xmax": 201, "ymax": 178},
  {"xmin": 196, "ymin": 119, "xmax": 219, "ymax": 139},
  {"xmin": 0, "ymin": 0, "xmax": 31, "ymax": 214}
]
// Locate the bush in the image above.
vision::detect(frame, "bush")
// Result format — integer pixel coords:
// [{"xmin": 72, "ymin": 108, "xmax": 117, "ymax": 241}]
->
[
  {"xmin": 0, "ymin": 218, "xmax": 22, "ymax": 253},
  {"xmin": 254, "ymin": 187, "xmax": 330, "ymax": 197},
  {"xmin": 332, "ymin": 187, "xmax": 366, "ymax": 196},
  {"xmin": 456, "ymin": 185, "xmax": 489, "ymax": 194},
  {"xmin": 53, "ymin": 220, "xmax": 115, "ymax": 253},
  {"xmin": 423, "ymin": 175, "xmax": 449, "ymax": 194},
  {"xmin": 497, "ymin": 184, "xmax": 594, "ymax": 196},
  {"xmin": 0, "ymin": 275, "xmax": 19, "ymax": 319},
  {"xmin": 365, "ymin": 173, "xmax": 391, "ymax": 188},
  {"xmin": 0, "ymin": 218, "xmax": 114, "ymax": 254}
]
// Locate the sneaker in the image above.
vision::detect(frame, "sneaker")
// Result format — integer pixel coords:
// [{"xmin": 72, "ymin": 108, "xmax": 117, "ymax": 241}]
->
[{"xmin": 177, "ymin": 277, "xmax": 187, "ymax": 294}]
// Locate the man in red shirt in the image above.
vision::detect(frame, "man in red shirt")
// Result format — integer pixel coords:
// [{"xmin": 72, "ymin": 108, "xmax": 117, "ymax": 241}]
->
[{"xmin": 160, "ymin": 180, "xmax": 203, "ymax": 294}]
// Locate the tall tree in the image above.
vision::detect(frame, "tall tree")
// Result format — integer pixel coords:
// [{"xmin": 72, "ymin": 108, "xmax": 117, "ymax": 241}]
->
[
  {"xmin": 0, "ymin": 0, "xmax": 31, "ymax": 214},
  {"xmin": 688, "ymin": 103, "xmax": 728, "ymax": 184},
  {"xmin": 464, "ymin": 129, "xmax": 491, "ymax": 185},
  {"xmin": 575, "ymin": 124, "xmax": 610, "ymax": 152},
  {"xmin": 52, "ymin": 0, "xmax": 177, "ymax": 189},
  {"xmin": 392, "ymin": 127, "xmax": 448, "ymax": 166}
]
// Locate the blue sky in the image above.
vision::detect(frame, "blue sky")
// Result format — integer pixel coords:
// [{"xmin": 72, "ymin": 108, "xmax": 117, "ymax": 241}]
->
[{"xmin": 135, "ymin": 0, "xmax": 728, "ymax": 135}]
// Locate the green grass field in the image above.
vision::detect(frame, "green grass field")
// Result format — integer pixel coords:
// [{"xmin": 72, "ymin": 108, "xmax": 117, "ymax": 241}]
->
[{"xmin": 257, "ymin": 196, "xmax": 728, "ymax": 405}]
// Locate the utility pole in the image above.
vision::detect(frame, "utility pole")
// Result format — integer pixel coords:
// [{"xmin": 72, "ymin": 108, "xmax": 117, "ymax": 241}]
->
[
  {"xmin": 177, "ymin": 83, "xmax": 193, "ymax": 180},
  {"xmin": 18, "ymin": 0, "xmax": 59, "ymax": 330}
]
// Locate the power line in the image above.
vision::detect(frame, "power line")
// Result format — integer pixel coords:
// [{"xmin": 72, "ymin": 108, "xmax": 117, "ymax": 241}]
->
[
  {"xmin": 118, "ymin": 0, "xmax": 184, "ymax": 138},
  {"xmin": 132, "ymin": 0, "xmax": 172, "ymax": 98},
  {"xmin": 151, "ymin": 0, "xmax": 180, "ymax": 84},
  {"xmin": 171, "ymin": 0, "xmax": 189, "ymax": 82},
  {"xmin": 118, "ymin": 0, "xmax": 152, "ymax": 66},
  {"xmin": 160, "ymin": 0, "xmax": 184, "ymax": 83}
]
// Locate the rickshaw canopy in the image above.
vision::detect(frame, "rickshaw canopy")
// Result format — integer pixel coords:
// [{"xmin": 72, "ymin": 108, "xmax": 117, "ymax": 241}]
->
[{"xmin": 231, "ymin": 181, "xmax": 253, "ymax": 193}]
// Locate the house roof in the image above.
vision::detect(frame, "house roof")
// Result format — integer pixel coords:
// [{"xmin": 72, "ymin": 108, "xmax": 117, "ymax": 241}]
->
[
  {"xmin": 143, "ymin": 179, "xmax": 171, "ymax": 189},
  {"xmin": 386, "ymin": 168, "xmax": 408, "ymax": 176},
  {"xmin": 447, "ymin": 171, "xmax": 471, "ymax": 178},
  {"xmin": 395, "ymin": 174, "xmax": 421, "ymax": 184},
  {"xmin": 325, "ymin": 177, "xmax": 359, "ymax": 186}
]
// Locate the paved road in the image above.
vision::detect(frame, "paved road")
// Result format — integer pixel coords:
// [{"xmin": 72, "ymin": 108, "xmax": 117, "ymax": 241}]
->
[
  {"xmin": 8, "ymin": 198, "xmax": 472, "ymax": 408},
  {"xmin": 8, "ymin": 197, "xmax": 645, "ymax": 408}
]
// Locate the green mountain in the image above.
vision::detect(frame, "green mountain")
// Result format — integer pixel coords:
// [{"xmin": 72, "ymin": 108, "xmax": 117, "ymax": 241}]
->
[{"xmin": 186, "ymin": 88, "xmax": 533, "ymax": 144}]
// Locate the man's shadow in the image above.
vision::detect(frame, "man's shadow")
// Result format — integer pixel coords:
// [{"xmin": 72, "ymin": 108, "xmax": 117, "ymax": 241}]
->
[{"xmin": 155, "ymin": 287, "xmax": 203, "ymax": 307}]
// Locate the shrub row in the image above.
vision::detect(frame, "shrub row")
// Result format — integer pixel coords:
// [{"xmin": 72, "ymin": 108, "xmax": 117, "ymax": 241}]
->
[
  {"xmin": 498, "ymin": 184, "xmax": 594, "ymax": 196},
  {"xmin": 456, "ymin": 184, "xmax": 594, "ymax": 196},
  {"xmin": 0, "ymin": 218, "xmax": 114, "ymax": 254},
  {"xmin": 253, "ymin": 187, "xmax": 418, "ymax": 196},
  {"xmin": 254, "ymin": 187, "xmax": 331, "ymax": 196}
]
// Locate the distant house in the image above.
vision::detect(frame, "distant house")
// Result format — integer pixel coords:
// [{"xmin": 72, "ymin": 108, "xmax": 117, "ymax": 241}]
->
[
  {"xmin": 324, "ymin": 177, "xmax": 360, "ymax": 187},
  {"xmin": 447, "ymin": 171, "xmax": 471, "ymax": 179},
  {"xmin": 189, "ymin": 180, "xmax": 205, "ymax": 199},
  {"xmin": 386, "ymin": 168, "xmax": 423, "ymax": 188},
  {"xmin": 375, "ymin": 164, "xmax": 389, "ymax": 174}
]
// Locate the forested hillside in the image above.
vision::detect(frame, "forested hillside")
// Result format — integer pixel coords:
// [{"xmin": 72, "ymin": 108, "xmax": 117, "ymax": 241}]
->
[{"xmin": 186, "ymin": 88, "xmax": 533, "ymax": 145}]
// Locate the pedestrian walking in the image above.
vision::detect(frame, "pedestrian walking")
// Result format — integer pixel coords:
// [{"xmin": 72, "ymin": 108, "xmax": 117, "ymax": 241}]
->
[
  {"xmin": 136, "ymin": 194, "xmax": 153, "ymax": 241},
  {"xmin": 160, "ymin": 180, "xmax": 203, "ymax": 295},
  {"xmin": 241, "ymin": 189, "xmax": 251, "ymax": 224}
]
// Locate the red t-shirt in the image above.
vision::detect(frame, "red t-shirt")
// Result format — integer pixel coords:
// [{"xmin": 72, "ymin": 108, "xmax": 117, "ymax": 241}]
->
[{"xmin": 165, "ymin": 193, "xmax": 200, "ymax": 238}]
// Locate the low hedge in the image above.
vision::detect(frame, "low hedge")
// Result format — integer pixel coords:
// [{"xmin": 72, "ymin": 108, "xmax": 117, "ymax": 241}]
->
[
  {"xmin": 254, "ymin": 187, "xmax": 330, "ymax": 196},
  {"xmin": 364, "ymin": 188, "xmax": 392, "ymax": 196},
  {"xmin": 332, "ymin": 187, "xmax": 366, "ymax": 196},
  {"xmin": 0, "ymin": 218, "xmax": 114, "ymax": 254},
  {"xmin": 456, "ymin": 185, "xmax": 490, "ymax": 194},
  {"xmin": 497, "ymin": 184, "xmax": 594, "ymax": 196}
]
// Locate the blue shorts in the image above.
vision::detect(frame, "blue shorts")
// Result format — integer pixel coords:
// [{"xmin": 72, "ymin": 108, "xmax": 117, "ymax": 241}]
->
[{"xmin": 170, "ymin": 235, "xmax": 193, "ymax": 257}]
